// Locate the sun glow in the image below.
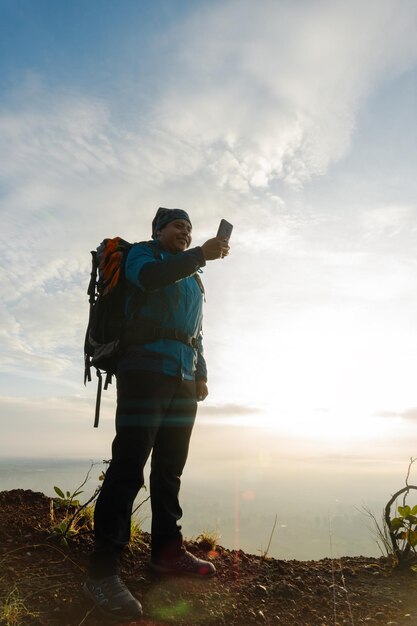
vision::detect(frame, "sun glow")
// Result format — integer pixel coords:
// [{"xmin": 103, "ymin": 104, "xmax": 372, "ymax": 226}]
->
[
  {"xmin": 216, "ymin": 308, "xmax": 417, "ymax": 446},
  {"xmin": 262, "ymin": 403, "xmax": 403, "ymax": 443}
]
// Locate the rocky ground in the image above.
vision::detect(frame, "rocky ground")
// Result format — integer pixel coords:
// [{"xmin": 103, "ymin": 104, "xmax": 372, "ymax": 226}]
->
[{"xmin": 1, "ymin": 489, "xmax": 417, "ymax": 626}]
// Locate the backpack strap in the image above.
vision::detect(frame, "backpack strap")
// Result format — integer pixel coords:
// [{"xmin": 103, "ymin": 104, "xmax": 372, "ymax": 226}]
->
[{"xmin": 193, "ymin": 271, "xmax": 205, "ymax": 298}]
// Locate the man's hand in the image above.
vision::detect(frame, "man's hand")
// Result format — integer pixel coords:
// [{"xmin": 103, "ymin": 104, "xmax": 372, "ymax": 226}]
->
[
  {"xmin": 196, "ymin": 380, "xmax": 208, "ymax": 402},
  {"xmin": 201, "ymin": 237, "xmax": 230, "ymax": 261}
]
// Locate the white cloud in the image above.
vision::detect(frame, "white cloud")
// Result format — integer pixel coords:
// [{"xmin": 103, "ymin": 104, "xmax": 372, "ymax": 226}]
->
[
  {"xmin": 0, "ymin": 85, "xmax": 162, "ymax": 386},
  {"xmin": 0, "ymin": 0, "xmax": 417, "ymax": 424},
  {"xmin": 360, "ymin": 204, "xmax": 417, "ymax": 243},
  {"xmin": 199, "ymin": 402, "xmax": 261, "ymax": 416},
  {"xmin": 153, "ymin": 0, "xmax": 417, "ymax": 191}
]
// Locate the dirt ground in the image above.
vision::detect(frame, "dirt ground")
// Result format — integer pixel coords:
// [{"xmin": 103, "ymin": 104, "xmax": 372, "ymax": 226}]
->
[{"xmin": 1, "ymin": 489, "xmax": 417, "ymax": 626}]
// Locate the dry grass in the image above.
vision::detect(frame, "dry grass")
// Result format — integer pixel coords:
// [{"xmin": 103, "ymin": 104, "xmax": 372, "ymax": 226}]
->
[{"xmin": 0, "ymin": 586, "xmax": 39, "ymax": 626}]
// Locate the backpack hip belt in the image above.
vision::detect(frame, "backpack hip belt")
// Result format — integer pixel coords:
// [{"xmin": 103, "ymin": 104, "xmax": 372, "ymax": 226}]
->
[{"xmin": 123, "ymin": 321, "xmax": 199, "ymax": 349}]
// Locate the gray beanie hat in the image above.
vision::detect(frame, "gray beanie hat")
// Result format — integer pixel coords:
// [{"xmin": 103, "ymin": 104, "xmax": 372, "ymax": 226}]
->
[{"xmin": 152, "ymin": 207, "xmax": 192, "ymax": 239}]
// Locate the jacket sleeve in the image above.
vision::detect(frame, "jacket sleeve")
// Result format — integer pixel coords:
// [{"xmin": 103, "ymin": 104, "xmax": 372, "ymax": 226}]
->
[
  {"xmin": 196, "ymin": 330, "xmax": 207, "ymax": 381},
  {"xmin": 125, "ymin": 243, "xmax": 206, "ymax": 291}
]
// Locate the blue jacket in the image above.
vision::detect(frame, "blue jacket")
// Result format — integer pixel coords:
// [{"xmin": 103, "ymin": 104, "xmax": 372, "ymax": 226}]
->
[{"xmin": 118, "ymin": 240, "xmax": 207, "ymax": 381}]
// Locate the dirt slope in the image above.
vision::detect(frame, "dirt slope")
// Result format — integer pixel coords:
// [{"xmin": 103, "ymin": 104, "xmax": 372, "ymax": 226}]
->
[{"xmin": 1, "ymin": 489, "xmax": 417, "ymax": 626}]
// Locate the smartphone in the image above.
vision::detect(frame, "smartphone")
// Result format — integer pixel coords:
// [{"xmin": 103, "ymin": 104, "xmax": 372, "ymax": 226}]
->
[{"xmin": 216, "ymin": 219, "xmax": 233, "ymax": 241}]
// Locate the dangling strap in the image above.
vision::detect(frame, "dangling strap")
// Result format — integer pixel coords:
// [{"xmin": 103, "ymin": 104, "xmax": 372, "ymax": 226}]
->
[
  {"xmin": 94, "ymin": 370, "xmax": 103, "ymax": 428},
  {"xmin": 85, "ymin": 250, "xmax": 98, "ymax": 387},
  {"xmin": 104, "ymin": 372, "xmax": 113, "ymax": 390},
  {"xmin": 84, "ymin": 354, "xmax": 92, "ymax": 385}
]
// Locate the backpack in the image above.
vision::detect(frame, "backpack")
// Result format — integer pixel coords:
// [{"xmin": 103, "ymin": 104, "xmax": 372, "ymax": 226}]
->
[
  {"xmin": 84, "ymin": 237, "xmax": 205, "ymax": 428},
  {"xmin": 84, "ymin": 237, "xmax": 149, "ymax": 427}
]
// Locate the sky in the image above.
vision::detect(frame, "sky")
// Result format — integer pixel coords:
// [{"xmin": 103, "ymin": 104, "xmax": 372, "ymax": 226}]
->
[{"xmin": 1, "ymin": 0, "xmax": 417, "ymax": 470}]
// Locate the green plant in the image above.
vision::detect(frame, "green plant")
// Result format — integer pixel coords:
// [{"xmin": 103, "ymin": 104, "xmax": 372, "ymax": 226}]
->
[
  {"xmin": 49, "ymin": 462, "xmax": 152, "ymax": 549},
  {"xmin": 50, "ymin": 461, "xmax": 150, "ymax": 549},
  {"xmin": 52, "ymin": 485, "xmax": 83, "ymax": 509},
  {"xmin": 0, "ymin": 587, "xmax": 39, "ymax": 626},
  {"xmin": 390, "ymin": 505, "xmax": 417, "ymax": 544},
  {"xmin": 49, "ymin": 495, "xmax": 93, "ymax": 547},
  {"xmin": 366, "ymin": 457, "xmax": 417, "ymax": 568},
  {"xmin": 386, "ymin": 495, "xmax": 417, "ymax": 567},
  {"xmin": 49, "ymin": 461, "xmax": 106, "ymax": 546},
  {"xmin": 49, "ymin": 519, "xmax": 80, "ymax": 548}
]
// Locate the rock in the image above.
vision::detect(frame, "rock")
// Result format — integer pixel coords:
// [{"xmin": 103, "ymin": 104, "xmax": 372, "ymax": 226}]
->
[{"xmin": 375, "ymin": 612, "xmax": 385, "ymax": 619}]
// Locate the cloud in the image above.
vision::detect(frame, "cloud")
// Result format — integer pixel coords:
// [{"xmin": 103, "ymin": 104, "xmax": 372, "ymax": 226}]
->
[
  {"xmin": 402, "ymin": 408, "xmax": 417, "ymax": 421},
  {"xmin": 199, "ymin": 403, "xmax": 262, "ymax": 416},
  {"xmin": 153, "ymin": 0, "xmax": 417, "ymax": 192},
  {"xmin": 355, "ymin": 205, "xmax": 417, "ymax": 264},
  {"xmin": 1, "ymin": 0, "xmax": 417, "ymax": 409},
  {"xmin": 0, "ymin": 83, "xmax": 168, "ymax": 387},
  {"xmin": 310, "ymin": 453, "xmax": 403, "ymax": 465},
  {"xmin": 375, "ymin": 407, "xmax": 417, "ymax": 421}
]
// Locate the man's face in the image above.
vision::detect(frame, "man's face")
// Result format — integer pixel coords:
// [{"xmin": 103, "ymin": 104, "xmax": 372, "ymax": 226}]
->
[{"xmin": 157, "ymin": 219, "xmax": 192, "ymax": 254}]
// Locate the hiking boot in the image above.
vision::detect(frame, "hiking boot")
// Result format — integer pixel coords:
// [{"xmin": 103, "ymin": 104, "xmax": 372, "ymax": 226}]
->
[
  {"xmin": 83, "ymin": 574, "xmax": 143, "ymax": 622},
  {"xmin": 150, "ymin": 550, "xmax": 216, "ymax": 577}
]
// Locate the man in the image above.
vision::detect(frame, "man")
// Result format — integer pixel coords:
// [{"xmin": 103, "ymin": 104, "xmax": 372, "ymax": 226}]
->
[{"xmin": 84, "ymin": 207, "xmax": 230, "ymax": 621}]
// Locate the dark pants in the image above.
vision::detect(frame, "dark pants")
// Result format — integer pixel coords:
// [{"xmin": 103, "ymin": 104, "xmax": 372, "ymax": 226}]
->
[{"xmin": 89, "ymin": 369, "xmax": 197, "ymax": 578}]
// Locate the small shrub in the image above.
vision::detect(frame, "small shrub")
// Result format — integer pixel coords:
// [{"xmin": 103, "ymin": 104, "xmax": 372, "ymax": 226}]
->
[
  {"xmin": 52, "ymin": 486, "xmax": 83, "ymax": 510},
  {"xmin": 367, "ymin": 458, "xmax": 417, "ymax": 568},
  {"xmin": 48, "ymin": 462, "xmax": 105, "ymax": 546},
  {"xmin": 196, "ymin": 529, "xmax": 220, "ymax": 552},
  {"xmin": 389, "ymin": 504, "xmax": 417, "ymax": 564},
  {"xmin": 50, "ymin": 519, "xmax": 79, "ymax": 548}
]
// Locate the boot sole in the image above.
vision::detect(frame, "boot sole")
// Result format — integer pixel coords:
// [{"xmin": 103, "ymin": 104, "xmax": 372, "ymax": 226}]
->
[{"xmin": 82, "ymin": 582, "xmax": 143, "ymax": 622}]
